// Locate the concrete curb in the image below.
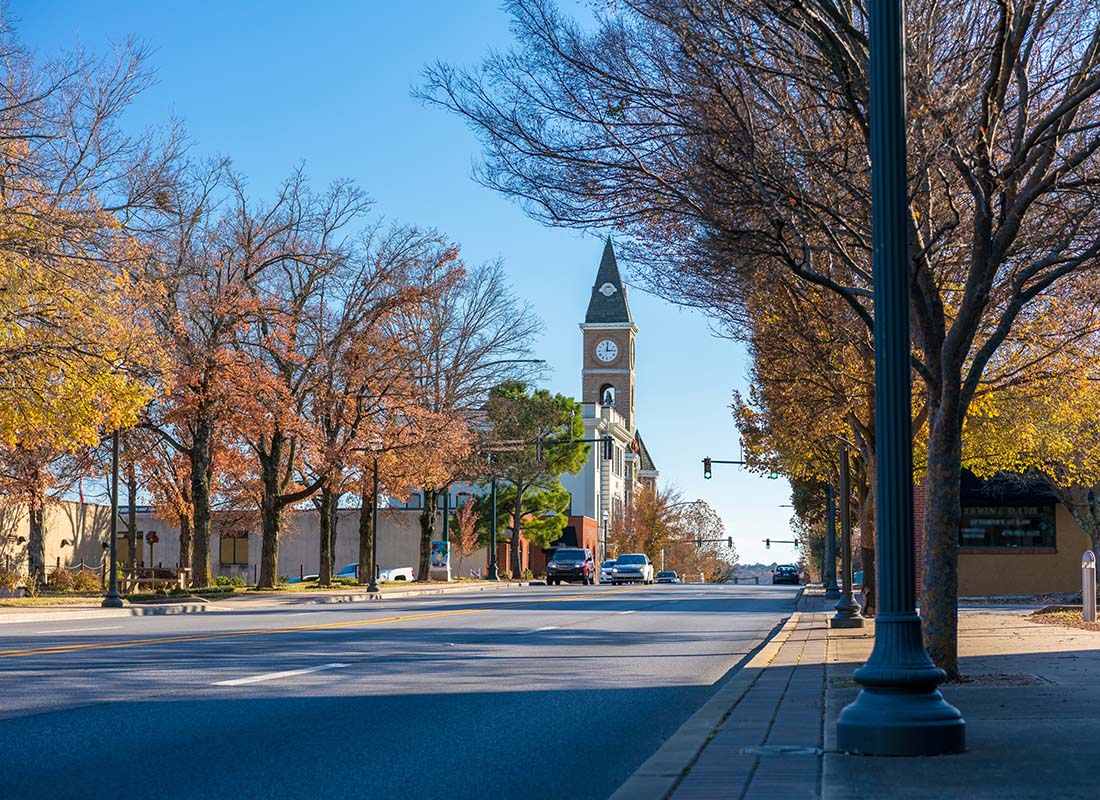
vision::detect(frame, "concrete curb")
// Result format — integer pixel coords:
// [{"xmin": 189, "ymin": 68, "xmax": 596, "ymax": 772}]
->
[
  {"xmin": 0, "ymin": 602, "xmax": 224, "ymax": 624},
  {"xmin": 0, "ymin": 581, "xmax": 535, "ymax": 622},
  {"xmin": 609, "ymin": 603, "xmax": 804, "ymax": 800}
]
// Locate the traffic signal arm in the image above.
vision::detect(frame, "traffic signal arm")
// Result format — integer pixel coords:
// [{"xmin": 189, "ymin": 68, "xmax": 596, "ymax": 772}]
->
[{"xmin": 702, "ymin": 457, "xmax": 778, "ymax": 479}]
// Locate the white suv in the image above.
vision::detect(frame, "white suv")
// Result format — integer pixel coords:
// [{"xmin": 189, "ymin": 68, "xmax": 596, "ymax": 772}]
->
[{"xmin": 610, "ymin": 553, "xmax": 654, "ymax": 585}]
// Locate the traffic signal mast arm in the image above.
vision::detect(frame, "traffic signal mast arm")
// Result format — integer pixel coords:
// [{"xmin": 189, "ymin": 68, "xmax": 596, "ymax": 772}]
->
[{"xmin": 702, "ymin": 457, "xmax": 779, "ymax": 480}]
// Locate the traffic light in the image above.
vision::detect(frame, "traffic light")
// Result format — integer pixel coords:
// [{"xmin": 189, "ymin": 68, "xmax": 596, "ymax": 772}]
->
[
  {"xmin": 703, "ymin": 457, "xmax": 712, "ymax": 479},
  {"xmin": 602, "ymin": 436, "xmax": 613, "ymax": 460},
  {"xmin": 727, "ymin": 536, "xmax": 733, "ymax": 548},
  {"xmin": 794, "ymin": 539, "xmax": 799, "ymax": 550},
  {"xmin": 768, "ymin": 470, "xmax": 780, "ymax": 480},
  {"xmin": 765, "ymin": 538, "xmax": 771, "ymax": 549}
]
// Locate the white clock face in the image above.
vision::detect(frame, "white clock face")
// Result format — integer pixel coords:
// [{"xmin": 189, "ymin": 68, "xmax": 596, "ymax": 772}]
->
[{"xmin": 595, "ymin": 339, "xmax": 619, "ymax": 362}]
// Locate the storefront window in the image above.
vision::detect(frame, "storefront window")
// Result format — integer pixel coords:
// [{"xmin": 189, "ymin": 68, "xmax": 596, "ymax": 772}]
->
[{"xmin": 959, "ymin": 505, "xmax": 1055, "ymax": 548}]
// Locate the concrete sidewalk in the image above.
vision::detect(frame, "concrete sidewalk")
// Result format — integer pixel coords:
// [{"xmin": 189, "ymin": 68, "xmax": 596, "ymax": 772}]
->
[
  {"xmin": 826, "ymin": 598, "xmax": 1100, "ymax": 799},
  {"xmin": 613, "ymin": 587, "xmax": 1100, "ymax": 799}
]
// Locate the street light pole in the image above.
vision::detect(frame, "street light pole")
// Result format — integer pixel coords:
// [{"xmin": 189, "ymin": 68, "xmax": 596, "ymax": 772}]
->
[
  {"xmin": 487, "ymin": 475, "xmax": 499, "ymax": 580},
  {"xmin": 824, "ymin": 484, "xmax": 840, "ymax": 598},
  {"xmin": 367, "ymin": 457, "xmax": 380, "ymax": 594},
  {"xmin": 101, "ymin": 429, "xmax": 123, "ymax": 608},
  {"xmin": 837, "ymin": 0, "xmax": 965, "ymax": 755},
  {"xmin": 832, "ymin": 444, "xmax": 864, "ymax": 628},
  {"xmin": 601, "ymin": 509, "xmax": 609, "ymax": 568}
]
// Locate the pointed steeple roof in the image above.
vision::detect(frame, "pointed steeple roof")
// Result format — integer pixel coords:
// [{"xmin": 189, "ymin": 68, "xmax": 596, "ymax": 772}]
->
[{"xmin": 584, "ymin": 237, "xmax": 633, "ymax": 324}]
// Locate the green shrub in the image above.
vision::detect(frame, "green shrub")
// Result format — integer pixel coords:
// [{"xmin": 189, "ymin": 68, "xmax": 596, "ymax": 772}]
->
[
  {"xmin": 212, "ymin": 575, "xmax": 245, "ymax": 588},
  {"xmin": 499, "ymin": 570, "xmax": 512, "ymax": 580},
  {"xmin": 522, "ymin": 569, "xmax": 533, "ymax": 580},
  {"xmin": 71, "ymin": 570, "xmax": 101, "ymax": 592},
  {"xmin": 48, "ymin": 566, "xmax": 73, "ymax": 591}
]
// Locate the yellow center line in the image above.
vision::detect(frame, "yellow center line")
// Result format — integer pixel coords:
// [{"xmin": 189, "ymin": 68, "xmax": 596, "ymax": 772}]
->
[{"xmin": 0, "ymin": 585, "xmax": 646, "ymax": 660}]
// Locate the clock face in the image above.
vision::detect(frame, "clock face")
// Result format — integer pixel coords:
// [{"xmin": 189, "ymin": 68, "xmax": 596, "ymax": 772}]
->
[{"xmin": 595, "ymin": 339, "xmax": 619, "ymax": 362}]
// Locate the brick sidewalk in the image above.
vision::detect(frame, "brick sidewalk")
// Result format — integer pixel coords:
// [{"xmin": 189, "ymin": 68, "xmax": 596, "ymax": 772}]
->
[{"xmin": 667, "ymin": 594, "xmax": 826, "ymax": 800}]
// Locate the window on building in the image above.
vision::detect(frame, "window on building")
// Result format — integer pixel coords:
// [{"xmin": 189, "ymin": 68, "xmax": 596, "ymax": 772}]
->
[
  {"xmin": 220, "ymin": 535, "xmax": 249, "ymax": 566},
  {"xmin": 600, "ymin": 384, "xmax": 616, "ymax": 406},
  {"xmin": 959, "ymin": 505, "xmax": 1056, "ymax": 548}
]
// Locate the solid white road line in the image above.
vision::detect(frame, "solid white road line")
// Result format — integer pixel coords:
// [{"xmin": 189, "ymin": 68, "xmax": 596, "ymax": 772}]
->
[
  {"xmin": 516, "ymin": 626, "xmax": 559, "ymax": 635},
  {"xmin": 213, "ymin": 662, "xmax": 350, "ymax": 686},
  {"xmin": 37, "ymin": 626, "xmax": 125, "ymax": 634}
]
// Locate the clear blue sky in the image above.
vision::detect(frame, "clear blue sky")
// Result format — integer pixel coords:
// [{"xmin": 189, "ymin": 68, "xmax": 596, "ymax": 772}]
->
[{"xmin": 22, "ymin": 0, "xmax": 795, "ymax": 565}]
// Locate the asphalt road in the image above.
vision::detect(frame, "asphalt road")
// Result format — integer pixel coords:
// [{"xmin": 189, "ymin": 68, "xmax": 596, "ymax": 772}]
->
[{"xmin": 0, "ymin": 583, "xmax": 799, "ymax": 799}]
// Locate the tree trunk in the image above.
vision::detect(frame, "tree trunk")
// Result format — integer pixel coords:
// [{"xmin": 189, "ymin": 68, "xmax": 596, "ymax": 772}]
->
[
  {"xmin": 178, "ymin": 513, "xmax": 193, "ymax": 575},
  {"xmin": 358, "ymin": 478, "xmax": 374, "ymax": 585},
  {"xmin": 126, "ymin": 463, "xmax": 138, "ymax": 571},
  {"xmin": 329, "ymin": 492, "xmax": 340, "ymax": 575},
  {"xmin": 418, "ymin": 488, "xmax": 438, "ymax": 582},
  {"xmin": 857, "ymin": 462, "xmax": 876, "ymax": 617},
  {"xmin": 27, "ymin": 498, "xmax": 45, "ymax": 587},
  {"xmin": 189, "ymin": 425, "xmax": 214, "ymax": 588},
  {"xmin": 922, "ymin": 403, "xmax": 963, "ymax": 679},
  {"xmin": 318, "ymin": 484, "xmax": 336, "ymax": 586},
  {"xmin": 259, "ymin": 491, "xmax": 281, "ymax": 589},
  {"xmin": 510, "ymin": 487, "xmax": 525, "ymax": 578}
]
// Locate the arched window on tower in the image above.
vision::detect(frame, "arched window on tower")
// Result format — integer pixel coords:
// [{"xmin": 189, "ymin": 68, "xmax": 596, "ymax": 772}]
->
[{"xmin": 600, "ymin": 384, "xmax": 616, "ymax": 407}]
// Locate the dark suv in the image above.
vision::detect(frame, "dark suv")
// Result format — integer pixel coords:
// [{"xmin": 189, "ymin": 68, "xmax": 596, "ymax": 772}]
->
[
  {"xmin": 772, "ymin": 564, "xmax": 801, "ymax": 585},
  {"xmin": 546, "ymin": 547, "xmax": 596, "ymax": 585}
]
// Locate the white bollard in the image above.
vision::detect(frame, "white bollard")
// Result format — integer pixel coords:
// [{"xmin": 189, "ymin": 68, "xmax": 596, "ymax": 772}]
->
[{"xmin": 1082, "ymin": 551, "xmax": 1097, "ymax": 623}]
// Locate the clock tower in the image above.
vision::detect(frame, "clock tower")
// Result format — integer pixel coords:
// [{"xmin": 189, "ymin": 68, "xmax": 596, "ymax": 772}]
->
[{"xmin": 581, "ymin": 237, "xmax": 637, "ymax": 433}]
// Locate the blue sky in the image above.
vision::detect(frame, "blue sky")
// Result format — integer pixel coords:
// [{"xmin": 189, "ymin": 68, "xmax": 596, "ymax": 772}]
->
[{"xmin": 22, "ymin": 0, "xmax": 796, "ymax": 565}]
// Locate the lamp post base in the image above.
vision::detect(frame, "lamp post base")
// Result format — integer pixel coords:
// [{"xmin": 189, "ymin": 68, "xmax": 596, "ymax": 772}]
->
[
  {"xmin": 487, "ymin": 566, "xmax": 499, "ymax": 581},
  {"xmin": 837, "ymin": 687, "xmax": 965, "ymax": 755},
  {"xmin": 101, "ymin": 593, "xmax": 124, "ymax": 609},
  {"xmin": 837, "ymin": 615, "xmax": 965, "ymax": 755},
  {"xmin": 831, "ymin": 597, "xmax": 865, "ymax": 628},
  {"xmin": 367, "ymin": 580, "xmax": 380, "ymax": 593}
]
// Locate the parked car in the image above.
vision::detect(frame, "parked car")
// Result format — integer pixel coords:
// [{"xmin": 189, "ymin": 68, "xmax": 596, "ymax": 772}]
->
[
  {"xmin": 656, "ymin": 570, "xmax": 680, "ymax": 584},
  {"xmin": 380, "ymin": 567, "xmax": 414, "ymax": 582},
  {"xmin": 599, "ymin": 559, "xmax": 616, "ymax": 583},
  {"xmin": 611, "ymin": 553, "xmax": 654, "ymax": 584},
  {"xmin": 546, "ymin": 547, "xmax": 596, "ymax": 585},
  {"xmin": 772, "ymin": 564, "xmax": 801, "ymax": 585},
  {"xmin": 333, "ymin": 563, "xmax": 415, "ymax": 582},
  {"xmin": 285, "ymin": 573, "xmax": 318, "ymax": 584}
]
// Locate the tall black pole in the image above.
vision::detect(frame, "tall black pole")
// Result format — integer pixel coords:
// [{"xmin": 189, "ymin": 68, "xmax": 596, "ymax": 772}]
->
[
  {"xmin": 837, "ymin": 0, "xmax": 965, "ymax": 754},
  {"xmin": 488, "ymin": 476, "xmax": 499, "ymax": 580},
  {"xmin": 825, "ymin": 484, "xmax": 840, "ymax": 598},
  {"xmin": 367, "ymin": 457, "xmax": 380, "ymax": 593},
  {"xmin": 441, "ymin": 485, "xmax": 450, "ymax": 581},
  {"xmin": 832, "ymin": 444, "xmax": 864, "ymax": 628},
  {"xmin": 101, "ymin": 430, "xmax": 123, "ymax": 608}
]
